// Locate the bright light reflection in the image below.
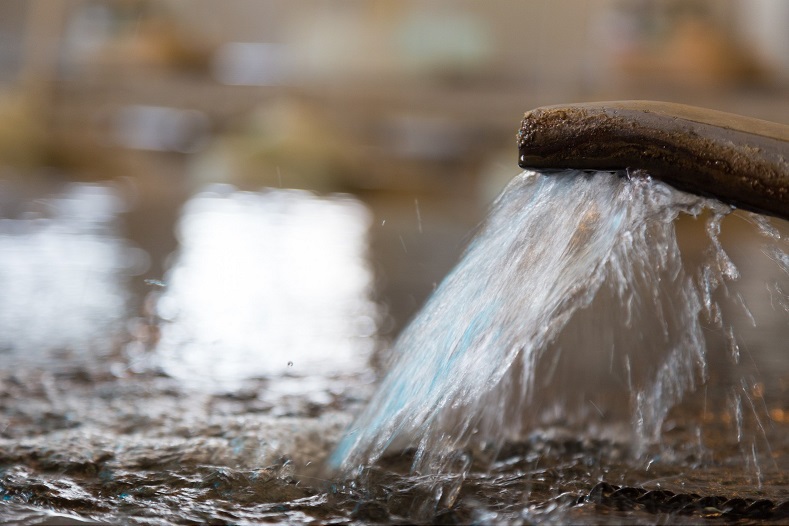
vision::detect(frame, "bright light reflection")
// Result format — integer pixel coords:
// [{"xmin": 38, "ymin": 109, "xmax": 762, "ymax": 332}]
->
[
  {"xmin": 0, "ymin": 184, "xmax": 139, "ymax": 364},
  {"xmin": 155, "ymin": 186, "xmax": 379, "ymax": 390}
]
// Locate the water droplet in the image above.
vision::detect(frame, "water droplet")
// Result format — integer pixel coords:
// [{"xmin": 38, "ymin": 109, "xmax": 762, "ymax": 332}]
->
[
  {"xmin": 287, "ymin": 361, "xmax": 293, "ymax": 367},
  {"xmin": 144, "ymin": 279, "xmax": 166, "ymax": 288},
  {"xmin": 415, "ymin": 199, "xmax": 423, "ymax": 234}
]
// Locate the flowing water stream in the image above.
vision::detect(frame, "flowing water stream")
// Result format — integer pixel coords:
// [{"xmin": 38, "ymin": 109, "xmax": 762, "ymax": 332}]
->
[
  {"xmin": 333, "ymin": 169, "xmax": 716, "ymax": 471},
  {"xmin": 328, "ymin": 169, "xmax": 789, "ymax": 521},
  {"xmin": 1, "ymin": 171, "xmax": 788, "ymax": 524}
]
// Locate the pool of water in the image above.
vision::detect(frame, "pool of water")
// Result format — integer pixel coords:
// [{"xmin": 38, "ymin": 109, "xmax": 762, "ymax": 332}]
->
[
  {"xmin": 0, "ymin": 175, "xmax": 787, "ymax": 524},
  {"xmin": 1, "ymin": 364, "xmax": 787, "ymax": 524}
]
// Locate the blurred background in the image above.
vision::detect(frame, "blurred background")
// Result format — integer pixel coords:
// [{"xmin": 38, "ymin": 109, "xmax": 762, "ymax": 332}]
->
[{"xmin": 0, "ymin": 0, "xmax": 788, "ymax": 384}]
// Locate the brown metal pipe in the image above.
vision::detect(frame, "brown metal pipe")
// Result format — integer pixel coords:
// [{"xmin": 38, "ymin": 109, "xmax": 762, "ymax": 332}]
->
[{"xmin": 517, "ymin": 101, "xmax": 789, "ymax": 219}]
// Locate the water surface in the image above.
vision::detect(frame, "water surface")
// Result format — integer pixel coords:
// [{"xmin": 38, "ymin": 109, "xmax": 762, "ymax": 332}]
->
[{"xmin": 1, "ymin": 172, "xmax": 787, "ymax": 524}]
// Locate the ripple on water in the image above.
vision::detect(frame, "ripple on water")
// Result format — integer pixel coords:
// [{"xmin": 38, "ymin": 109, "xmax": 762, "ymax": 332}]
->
[{"xmin": 1, "ymin": 173, "xmax": 788, "ymax": 524}]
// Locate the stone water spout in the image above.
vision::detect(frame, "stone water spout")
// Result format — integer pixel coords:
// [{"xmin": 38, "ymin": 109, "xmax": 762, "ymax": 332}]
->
[{"xmin": 517, "ymin": 101, "xmax": 789, "ymax": 219}]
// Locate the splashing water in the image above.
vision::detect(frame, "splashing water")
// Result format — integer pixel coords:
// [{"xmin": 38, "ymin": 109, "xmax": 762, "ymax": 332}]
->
[{"xmin": 331, "ymin": 169, "xmax": 787, "ymax": 477}]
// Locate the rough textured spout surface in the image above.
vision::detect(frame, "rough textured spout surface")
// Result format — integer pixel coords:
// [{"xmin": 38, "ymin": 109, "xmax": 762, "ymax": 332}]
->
[{"xmin": 517, "ymin": 101, "xmax": 789, "ymax": 219}]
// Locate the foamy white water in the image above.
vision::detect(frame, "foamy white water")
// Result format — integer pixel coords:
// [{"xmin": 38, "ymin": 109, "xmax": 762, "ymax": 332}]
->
[{"xmin": 331, "ymin": 169, "xmax": 786, "ymax": 474}]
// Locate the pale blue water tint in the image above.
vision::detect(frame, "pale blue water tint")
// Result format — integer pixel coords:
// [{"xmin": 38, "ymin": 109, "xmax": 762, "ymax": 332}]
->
[{"xmin": 331, "ymin": 169, "xmax": 743, "ymax": 474}]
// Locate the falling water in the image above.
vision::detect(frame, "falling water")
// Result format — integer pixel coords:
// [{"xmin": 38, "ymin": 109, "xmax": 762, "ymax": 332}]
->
[{"xmin": 331, "ymin": 169, "xmax": 788, "ymax": 482}]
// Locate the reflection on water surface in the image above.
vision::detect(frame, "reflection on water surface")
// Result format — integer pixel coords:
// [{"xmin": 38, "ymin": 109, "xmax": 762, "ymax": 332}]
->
[
  {"xmin": 154, "ymin": 186, "xmax": 379, "ymax": 391},
  {"xmin": 0, "ymin": 183, "xmax": 142, "ymax": 364}
]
